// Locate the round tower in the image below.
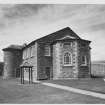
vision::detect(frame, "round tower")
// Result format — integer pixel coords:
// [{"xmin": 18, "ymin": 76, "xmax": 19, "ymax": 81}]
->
[{"xmin": 2, "ymin": 45, "xmax": 23, "ymax": 79}]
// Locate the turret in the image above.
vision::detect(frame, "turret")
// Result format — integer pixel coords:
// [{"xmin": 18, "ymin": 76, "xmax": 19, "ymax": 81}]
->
[{"xmin": 2, "ymin": 45, "xmax": 23, "ymax": 79}]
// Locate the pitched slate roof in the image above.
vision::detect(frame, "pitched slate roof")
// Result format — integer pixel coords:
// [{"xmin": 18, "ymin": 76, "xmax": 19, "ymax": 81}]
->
[{"xmin": 36, "ymin": 27, "xmax": 81, "ymax": 42}]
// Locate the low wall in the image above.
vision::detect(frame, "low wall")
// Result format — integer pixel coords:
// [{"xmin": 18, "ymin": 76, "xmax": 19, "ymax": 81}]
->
[{"xmin": 91, "ymin": 63, "xmax": 105, "ymax": 77}]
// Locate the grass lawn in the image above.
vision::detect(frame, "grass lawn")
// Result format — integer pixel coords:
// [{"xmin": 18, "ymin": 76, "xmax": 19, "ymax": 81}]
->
[
  {"xmin": 0, "ymin": 77, "xmax": 105, "ymax": 103},
  {"xmin": 45, "ymin": 78, "xmax": 105, "ymax": 94}
]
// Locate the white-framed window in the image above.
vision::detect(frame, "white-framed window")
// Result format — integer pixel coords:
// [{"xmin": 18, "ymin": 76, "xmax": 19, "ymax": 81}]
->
[
  {"xmin": 30, "ymin": 46, "xmax": 33, "ymax": 57},
  {"xmin": 27, "ymin": 48, "xmax": 30, "ymax": 58},
  {"xmin": 44, "ymin": 45, "xmax": 51, "ymax": 56},
  {"xmin": 63, "ymin": 52, "xmax": 72, "ymax": 66},
  {"xmin": 63, "ymin": 42, "xmax": 72, "ymax": 49},
  {"xmin": 29, "ymin": 46, "xmax": 32, "ymax": 57},
  {"xmin": 32, "ymin": 45, "xmax": 35, "ymax": 57},
  {"xmin": 23, "ymin": 48, "xmax": 29, "ymax": 59},
  {"xmin": 81, "ymin": 55, "xmax": 87, "ymax": 66},
  {"xmin": 22, "ymin": 50, "xmax": 25, "ymax": 59},
  {"xmin": 29, "ymin": 45, "xmax": 35, "ymax": 57},
  {"xmin": 23, "ymin": 45, "xmax": 35, "ymax": 60},
  {"xmin": 23, "ymin": 50, "xmax": 27, "ymax": 60}
]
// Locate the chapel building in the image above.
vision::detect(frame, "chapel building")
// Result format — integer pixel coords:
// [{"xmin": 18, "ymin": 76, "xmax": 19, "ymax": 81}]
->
[{"xmin": 3, "ymin": 27, "xmax": 91, "ymax": 80}]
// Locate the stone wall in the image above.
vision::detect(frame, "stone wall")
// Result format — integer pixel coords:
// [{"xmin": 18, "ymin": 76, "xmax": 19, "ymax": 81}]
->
[
  {"xmin": 37, "ymin": 42, "xmax": 53, "ymax": 80},
  {"xmin": 52, "ymin": 40, "xmax": 91, "ymax": 79},
  {"xmin": 78, "ymin": 41, "xmax": 91, "ymax": 78},
  {"xmin": 22, "ymin": 40, "xmax": 91, "ymax": 80},
  {"xmin": 53, "ymin": 42, "xmax": 62, "ymax": 79},
  {"xmin": 3, "ymin": 50, "xmax": 22, "ymax": 79},
  {"xmin": 0, "ymin": 62, "xmax": 4, "ymax": 76},
  {"xmin": 53, "ymin": 40, "xmax": 78, "ymax": 79},
  {"xmin": 60, "ymin": 41, "xmax": 78, "ymax": 78}
]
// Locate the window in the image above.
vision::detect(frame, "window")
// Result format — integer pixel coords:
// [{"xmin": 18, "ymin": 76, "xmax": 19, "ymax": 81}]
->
[
  {"xmin": 81, "ymin": 43, "xmax": 87, "ymax": 48},
  {"xmin": 22, "ymin": 48, "xmax": 29, "ymax": 59},
  {"xmin": 23, "ymin": 50, "xmax": 27, "ymax": 60},
  {"xmin": 44, "ymin": 45, "xmax": 51, "ymax": 56},
  {"xmin": 23, "ymin": 50, "xmax": 25, "ymax": 59},
  {"xmin": 30, "ymin": 46, "xmax": 33, "ymax": 57},
  {"xmin": 25, "ymin": 49, "xmax": 28, "ymax": 59},
  {"xmin": 27, "ymin": 48, "xmax": 30, "ymax": 58},
  {"xmin": 29, "ymin": 47, "xmax": 32, "ymax": 57},
  {"xmin": 81, "ymin": 55, "xmax": 87, "ymax": 66},
  {"xmin": 63, "ymin": 42, "xmax": 72, "ymax": 49},
  {"xmin": 32, "ymin": 45, "xmax": 35, "ymax": 56},
  {"xmin": 23, "ymin": 45, "xmax": 35, "ymax": 60},
  {"xmin": 29, "ymin": 45, "xmax": 35, "ymax": 57},
  {"xmin": 63, "ymin": 52, "xmax": 72, "ymax": 66}
]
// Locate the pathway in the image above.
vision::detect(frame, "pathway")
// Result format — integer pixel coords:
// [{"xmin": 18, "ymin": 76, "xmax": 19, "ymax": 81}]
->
[{"xmin": 35, "ymin": 81, "xmax": 105, "ymax": 100}]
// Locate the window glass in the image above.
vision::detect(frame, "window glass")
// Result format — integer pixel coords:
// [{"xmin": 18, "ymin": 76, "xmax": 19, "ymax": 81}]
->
[
  {"xmin": 32, "ymin": 46, "xmax": 35, "ymax": 56},
  {"xmin": 81, "ymin": 43, "xmax": 86, "ymax": 47},
  {"xmin": 27, "ymin": 48, "xmax": 30, "ymax": 58},
  {"xmin": 30, "ymin": 46, "xmax": 32, "ymax": 57},
  {"xmin": 44, "ymin": 45, "xmax": 51, "ymax": 56},
  {"xmin": 23, "ymin": 50, "xmax": 26, "ymax": 59},
  {"xmin": 64, "ymin": 52, "xmax": 72, "ymax": 65},
  {"xmin": 23, "ymin": 50, "xmax": 25, "ymax": 59},
  {"xmin": 81, "ymin": 55, "xmax": 87, "ymax": 65},
  {"xmin": 63, "ymin": 42, "xmax": 72, "ymax": 49}
]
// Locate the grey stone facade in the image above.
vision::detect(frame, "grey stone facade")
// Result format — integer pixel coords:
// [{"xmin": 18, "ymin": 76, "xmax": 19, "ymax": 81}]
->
[
  {"xmin": 3, "ymin": 45, "xmax": 22, "ymax": 79},
  {"xmin": 52, "ymin": 39, "xmax": 91, "ymax": 79},
  {"xmin": 3, "ymin": 27, "xmax": 91, "ymax": 80},
  {"xmin": 21, "ymin": 42, "xmax": 38, "ymax": 81}
]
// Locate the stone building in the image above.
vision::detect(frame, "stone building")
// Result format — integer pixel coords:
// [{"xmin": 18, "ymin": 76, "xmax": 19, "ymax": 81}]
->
[
  {"xmin": 3, "ymin": 45, "xmax": 22, "ymax": 79},
  {"xmin": 3, "ymin": 27, "xmax": 91, "ymax": 80}
]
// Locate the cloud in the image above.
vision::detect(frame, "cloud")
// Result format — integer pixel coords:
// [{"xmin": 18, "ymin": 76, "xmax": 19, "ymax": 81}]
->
[
  {"xmin": 3, "ymin": 4, "xmax": 48, "ymax": 19},
  {"xmin": 89, "ymin": 23, "xmax": 105, "ymax": 31},
  {"xmin": 0, "ymin": 4, "xmax": 105, "ymax": 31},
  {"xmin": 0, "ymin": 4, "xmax": 49, "ymax": 29},
  {"xmin": 0, "ymin": 4, "xmax": 92, "ymax": 29}
]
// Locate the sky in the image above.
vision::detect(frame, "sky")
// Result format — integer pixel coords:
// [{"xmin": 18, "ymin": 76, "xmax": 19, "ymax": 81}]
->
[{"xmin": 0, "ymin": 4, "xmax": 105, "ymax": 61}]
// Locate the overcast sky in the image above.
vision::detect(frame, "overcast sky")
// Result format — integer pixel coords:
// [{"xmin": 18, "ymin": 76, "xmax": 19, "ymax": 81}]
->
[{"xmin": 0, "ymin": 4, "xmax": 105, "ymax": 61}]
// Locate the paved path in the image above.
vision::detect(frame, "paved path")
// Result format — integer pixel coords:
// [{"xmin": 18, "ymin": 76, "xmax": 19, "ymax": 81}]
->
[{"xmin": 36, "ymin": 81, "xmax": 105, "ymax": 100}]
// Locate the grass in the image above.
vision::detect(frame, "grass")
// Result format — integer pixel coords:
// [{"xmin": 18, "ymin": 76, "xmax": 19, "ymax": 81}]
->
[
  {"xmin": 0, "ymin": 77, "xmax": 105, "ymax": 103},
  {"xmin": 45, "ymin": 78, "xmax": 105, "ymax": 94}
]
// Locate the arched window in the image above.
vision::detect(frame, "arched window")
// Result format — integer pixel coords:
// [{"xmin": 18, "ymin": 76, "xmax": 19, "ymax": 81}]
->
[{"xmin": 63, "ymin": 52, "xmax": 72, "ymax": 65}]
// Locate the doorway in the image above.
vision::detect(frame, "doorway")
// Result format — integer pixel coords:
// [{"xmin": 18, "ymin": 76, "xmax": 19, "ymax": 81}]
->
[{"xmin": 45, "ymin": 67, "xmax": 50, "ymax": 80}]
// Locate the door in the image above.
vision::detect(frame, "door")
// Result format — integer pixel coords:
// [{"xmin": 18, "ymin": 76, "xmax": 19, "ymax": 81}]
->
[
  {"xmin": 45, "ymin": 67, "xmax": 50, "ymax": 80},
  {"xmin": 24, "ymin": 68, "xmax": 29, "ymax": 81}
]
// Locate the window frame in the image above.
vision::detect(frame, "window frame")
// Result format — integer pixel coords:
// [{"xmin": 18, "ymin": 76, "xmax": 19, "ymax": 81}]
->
[
  {"xmin": 30, "ymin": 46, "xmax": 32, "ymax": 57},
  {"xmin": 81, "ymin": 55, "xmax": 87, "ymax": 66},
  {"xmin": 22, "ymin": 50, "xmax": 26, "ymax": 60},
  {"xmin": 27, "ymin": 48, "xmax": 30, "ymax": 58},
  {"xmin": 63, "ymin": 52, "xmax": 72, "ymax": 66},
  {"xmin": 30, "ymin": 45, "xmax": 34, "ymax": 58},
  {"xmin": 63, "ymin": 42, "xmax": 72, "ymax": 49},
  {"xmin": 32, "ymin": 45, "xmax": 35, "ymax": 57},
  {"xmin": 44, "ymin": 45, "xmax": 51, "ymax": 56}
]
